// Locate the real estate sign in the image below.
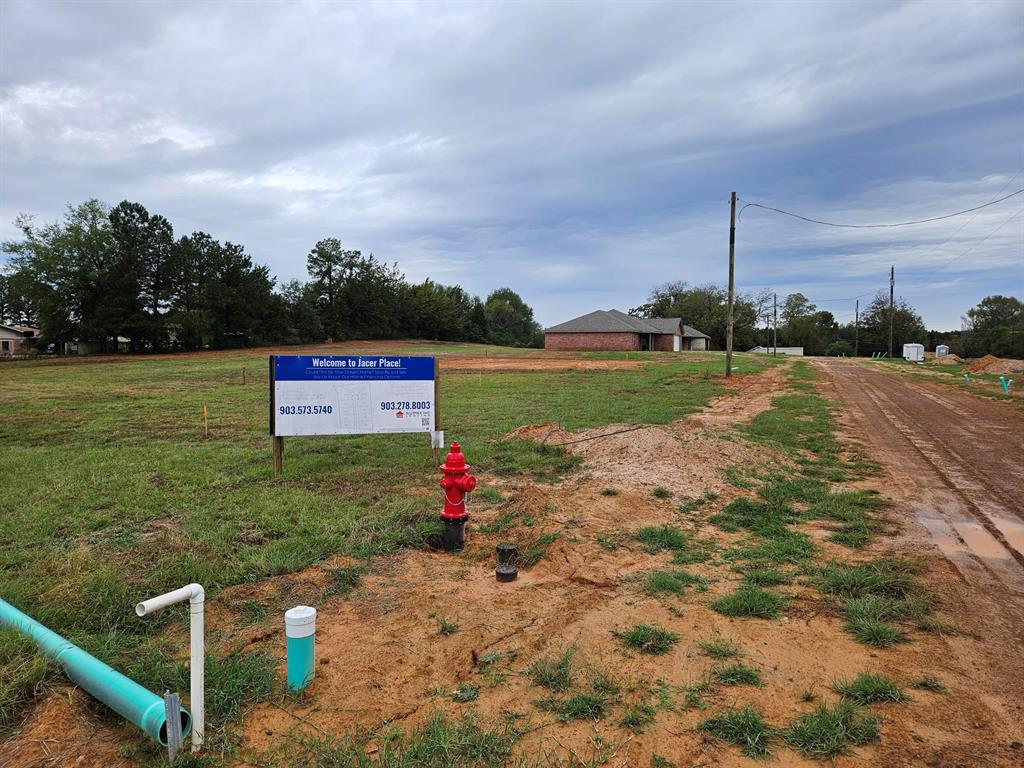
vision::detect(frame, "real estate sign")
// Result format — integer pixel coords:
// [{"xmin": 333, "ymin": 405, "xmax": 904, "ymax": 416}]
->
[{"xmin": 270, "ymin": 355, "xmax": 436, "ymax": 437}]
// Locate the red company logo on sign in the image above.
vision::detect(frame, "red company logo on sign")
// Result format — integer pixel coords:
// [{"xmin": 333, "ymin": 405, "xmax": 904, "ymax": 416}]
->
[{"xmin": 396, "ymin": 411, "xmax": 404, "ymax": 419}]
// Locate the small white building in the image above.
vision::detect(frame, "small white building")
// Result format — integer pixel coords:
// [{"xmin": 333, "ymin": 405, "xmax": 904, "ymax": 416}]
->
[
  {"xmin": 749, "ymin": 346, "xmax": 804, "ymax": 356},
  {"xmin": 903, "ymin": 343, "xmax": 925, "ymax": 362},
  {"xmin": 935, "ymin": 344, "xmax": 950, "ymax": 358}
]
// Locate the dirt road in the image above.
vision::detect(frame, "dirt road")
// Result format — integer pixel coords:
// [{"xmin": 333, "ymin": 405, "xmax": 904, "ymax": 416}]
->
[{"xmin": 817, "ymin": 358, "xmax": 1024, "ymax": 752}]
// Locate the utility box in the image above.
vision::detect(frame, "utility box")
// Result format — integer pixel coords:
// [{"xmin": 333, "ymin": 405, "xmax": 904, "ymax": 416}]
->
[
  {"xmin": 936, "ymin": 344, "xmax": 950, "ymax": 358},
  {"xmin": 903, "ymin": 343, "xmax": 924, "ymax": 362}
]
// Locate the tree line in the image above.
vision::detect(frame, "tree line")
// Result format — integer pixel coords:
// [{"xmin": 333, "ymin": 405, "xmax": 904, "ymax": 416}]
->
[
  {"xmin": 632, "ymin": 281, "xmax": 1020, "ymax": 358},
  {"xmin": 0, "ymin": 200, "xmax": 543, "ymax": 352}
]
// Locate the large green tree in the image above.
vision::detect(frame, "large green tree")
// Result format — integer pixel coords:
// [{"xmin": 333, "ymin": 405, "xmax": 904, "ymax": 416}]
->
[
  {"xmin": 631, "ymin": 281, "xmax": 761, "ymax": 350},
  {"xmin": 962, "ymin": 295, "xmax": 1023, "ymax": 358},
  {"xmin": 484, "ymin": 287, "xmax": 542, "ymax": 347},
  {"xmin": 858, "ymin": 291, "xmax": 926, "ymax": 356}
]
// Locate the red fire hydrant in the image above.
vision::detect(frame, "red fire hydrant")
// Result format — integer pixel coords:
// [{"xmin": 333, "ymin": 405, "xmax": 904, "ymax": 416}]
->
[{"xmin": 440, "ymin": 441, "xmax": 476, "ymax": 551}]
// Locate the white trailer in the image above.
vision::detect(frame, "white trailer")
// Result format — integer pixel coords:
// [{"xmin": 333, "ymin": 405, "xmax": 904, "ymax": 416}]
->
[
  {"xmin": 936, "ymin": 344, "xmax": 950, "ymax": 358},
  {"xmin": 903, "ymin": 343, "xmax": 924, "ymax": 362}
]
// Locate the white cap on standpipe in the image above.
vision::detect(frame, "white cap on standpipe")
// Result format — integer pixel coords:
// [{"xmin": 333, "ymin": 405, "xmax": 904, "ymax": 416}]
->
[{"xmin": 285, "ymin": 605, "xmax": 317, "ymax": 638}]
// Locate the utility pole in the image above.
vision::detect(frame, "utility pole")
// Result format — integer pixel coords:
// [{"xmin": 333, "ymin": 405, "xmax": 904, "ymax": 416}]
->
[
  {"xmin": 888, "ymin": 265, "xmax": 895, "ymax": 358},
  {"xmin": 772, "ymin": 292, "xmax": 778, "ymax": 357},
  {"xmin": 854, "ymin": 299, "xmax": 859, "ymax": 357},
  {"xmin": 725, "ymin": 191, "xmax": 737, "ymax": 377}
]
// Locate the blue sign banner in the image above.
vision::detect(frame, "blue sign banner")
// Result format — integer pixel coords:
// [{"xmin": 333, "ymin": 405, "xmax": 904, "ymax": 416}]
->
[
  {"xmin": 271, "ymin": 355, "xmax": 436, "ymax": 436},
  {"xmin": 274, "ymin": 355, "xmax": 435, "ymax": 382}
]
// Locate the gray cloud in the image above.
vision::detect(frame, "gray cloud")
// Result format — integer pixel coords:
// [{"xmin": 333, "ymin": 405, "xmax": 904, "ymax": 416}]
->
[{"xmin": 1, "ymin": 0, "xmax": 1021, "ymax": 329}]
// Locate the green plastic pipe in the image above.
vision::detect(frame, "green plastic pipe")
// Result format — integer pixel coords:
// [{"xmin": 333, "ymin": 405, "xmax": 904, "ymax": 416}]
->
[{"xmin": 0, "ymin": 597, "xmax": 191, "ymax": 746}]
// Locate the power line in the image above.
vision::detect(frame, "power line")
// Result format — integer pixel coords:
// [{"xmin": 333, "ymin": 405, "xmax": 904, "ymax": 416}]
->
[
  {"xmin": 737, "ymin": 187, "xmax": 1024, "ymax": 228},
  {"xmin": 915, "ymin": 206, "xmax": 1024, "ymax": 278}
]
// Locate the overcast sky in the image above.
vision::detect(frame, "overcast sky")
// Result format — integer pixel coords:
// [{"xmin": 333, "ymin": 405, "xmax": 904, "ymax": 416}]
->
[{"xmin": 1, "ymin": 1, "xmax": 1021, "ymax": 330}]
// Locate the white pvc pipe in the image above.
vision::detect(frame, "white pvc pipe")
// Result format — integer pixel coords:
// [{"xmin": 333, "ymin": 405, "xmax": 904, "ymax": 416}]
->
[{"xmin": 136, "ymin": 584, "xmax": 204, "ymax": 752}]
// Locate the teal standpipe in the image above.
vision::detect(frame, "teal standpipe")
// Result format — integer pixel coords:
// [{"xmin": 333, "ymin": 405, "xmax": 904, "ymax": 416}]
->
[
  {"xmin": 0, "ymin": 597, "xmax": 191, "ymax": 746},
  {"xmin": 285, "ymin": 605, "xmax": 316, "ymax": 690}
]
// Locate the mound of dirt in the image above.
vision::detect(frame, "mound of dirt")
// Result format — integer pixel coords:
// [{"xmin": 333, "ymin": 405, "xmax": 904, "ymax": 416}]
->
[
  {"xmin": 932, "ymin": 353, "xmax": 962, "ymax": 364},
  {"xmin": 968, "ymin": 354, "xmax": 1024, "ymax": 374}
]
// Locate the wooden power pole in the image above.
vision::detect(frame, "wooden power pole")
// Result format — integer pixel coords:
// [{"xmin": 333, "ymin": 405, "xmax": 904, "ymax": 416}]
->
[
  {"xmin": 888, "ymin": 265, "xmax": 895, "ymax": 357},
  {"xmin": 772, "ymin": 292, "xmax": 778, "ymax": 357},
  {"xmin": 726, "ymin": 191, "xmax": 737, "ymax": 377},
  {"xmin": 854, "ymin": 299, "xmax": 859, "ymax": 357}
]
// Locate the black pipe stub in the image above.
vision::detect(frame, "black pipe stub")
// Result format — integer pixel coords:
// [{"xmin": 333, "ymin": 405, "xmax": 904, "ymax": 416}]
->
[
  {"xmin": 495, "ymin": 563, "xmax": 518, "ymax": 582},
  {"xmin": 442, "ymin": 518, "xmax": 467, "ymax": 552},
  {"xmin": 496, "ymin": 543, "xmax": 518, "ymax": 566}
]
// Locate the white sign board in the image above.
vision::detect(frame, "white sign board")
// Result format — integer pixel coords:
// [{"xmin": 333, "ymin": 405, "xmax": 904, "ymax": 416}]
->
[{"xmin": 271, "ymin": 355, "xmax": 435, "ymax": 437}]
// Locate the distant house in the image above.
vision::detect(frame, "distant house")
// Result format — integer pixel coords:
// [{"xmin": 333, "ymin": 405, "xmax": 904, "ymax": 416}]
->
[
  {"xmin": 0, "ymin": 324, "xmax": 39, "ymax": 357},
  {"xmin": 749, "ymin": 346, "xmax": 804, "ymax": 356},
  {"xmin": 544, "ymin": 309, "xmax": 710, "ymax": 352}
]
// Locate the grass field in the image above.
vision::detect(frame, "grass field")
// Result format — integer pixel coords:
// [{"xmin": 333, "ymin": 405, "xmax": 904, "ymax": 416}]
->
[{"xmin": 1, "ymin": 343, "xmax": 775, "ymax": 744}]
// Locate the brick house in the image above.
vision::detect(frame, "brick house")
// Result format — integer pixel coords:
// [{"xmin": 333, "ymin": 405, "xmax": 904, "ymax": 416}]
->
[
  {"xmin": 544, "ymin": 309, "xmax": 710, "ymax": 351},
  {"xmin": 0, "ymin": 324, "xmax": 40, "ymax": 357}
]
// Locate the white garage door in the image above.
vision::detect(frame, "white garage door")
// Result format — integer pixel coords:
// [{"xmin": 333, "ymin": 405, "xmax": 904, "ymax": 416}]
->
[{"xmin": 673, "ymin": 335, "xmax": 681, "ymax": 352}]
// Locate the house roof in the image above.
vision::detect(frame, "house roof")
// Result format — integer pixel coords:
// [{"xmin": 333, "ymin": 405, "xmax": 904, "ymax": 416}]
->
[
  {"xmin": 545, "ymin": 309, "xmax": 709, "ymax": 338},
  {"xmin": 682, "ymin": 325, "xmax": 710, "ymax": 339},
  {"xmin": 0, "ymin": 324, "xmax": 39, "ymax": 336}
]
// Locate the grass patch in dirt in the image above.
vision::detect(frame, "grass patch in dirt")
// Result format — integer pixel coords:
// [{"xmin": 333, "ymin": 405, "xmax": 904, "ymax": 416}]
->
[
  {"xmin": 910, "ymin": 675, "xmax": 947, "ymax": 693},
  {"xmin": 619, "ymin": 702, "xmax": 657, "ymax": 732},
  {"xmin": 278, "ymin": 712, "xmax": 518, "ymax": 768},
  {"xmin": 784, "ymin": 700, "xmax": 880, "ymax": 758},
  {"xmin": 818, "ymin": 558, "xmax": 932, "ymax": 647},
  {"xmin": 699, "ymin": 705, "xmax": 777, "ymax": 759},
  {"xmin": 642, "ymin": 569, "xmax": 707, "ymax": 596},
  {"xmin": 711, "ymin": 585, "xmax": 788, "ymax": 619},
  {"xmin": 614, "ymin": 624, "xmax": 679, "ymax": 654},
  {"xmin": 699, "ymin": 637, "xmax": 742, "ymax": 660},
  {"xmin": 833, "ymin": 672, "xmax": 907, "ymax": 704},
  {"xmin": 651, "ymin": 486, "xmax": 673, "ymax": 499},
  {"xmin": 714, "ymin": 663, "xmax": 764, "ymax": 687},
  {"xmin": 452, "ymin": 683, "xmax": 480, "ymax": 703},
  {"xmin": 536, "ymin": 691, "xmax": 607, "ymax": 722},
  {"xmin": 634, "ymin": 524, "xmax": 688, "ymax": 553},
  {"xmin": 740, "ymin": 567, "xmax": 793, "ymax": 586},
  {"xmin": 518, "ymin": 532, "xmax": 559, "ymax": 568},
  {"xmin": 529, "ymin": 648, "xmax": 575, "ymax": 692}
]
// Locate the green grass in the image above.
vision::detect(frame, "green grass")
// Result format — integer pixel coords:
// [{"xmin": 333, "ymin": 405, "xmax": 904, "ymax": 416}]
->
[
  {"xmin": 642, "ymin": 569, "xmax": 705, "ymax": 596},
  {"xmin": 741, "ymin": 567, "xmax": 793, "ymax": 586},
  {"xmin": 429, "ymin": 613, "xmax": 459, "ymax": 636},
  {"xmin": 453, "ymin": 683, "xmax": 480, "ymax": 703},
  {"xmin": 614, "ymin": 624, "xmax": 679, "ymax": 654},
  {"xmin": 651, "ymin": 486, "xmax": 673, "ymax": 499},
  {"xmin": 699, "ymin": 705, "xmax": 777, "ymax": 758},
  {"xmin": 600, "ymin": 487, "xmax": 620, "ymax": 496},
  {"xmin": 474, "ymin": 486, "xmax": 504, "ymax": 503},
  {"xmin": 784, "ymin": 701, "xmax": 880, "ymax": 758},
  {"xmin": 518, "ymin": 532, "xmax": 559, "ymax": 568},
  {"xmin": 537, "ymin": 691, "xmax": 607, "ymax": 721},
  {"xmin": 833, "ymin": 672, "xmax": 907, "ymax": 704},
  {"xmin": 699, "ymin": 637, "xmax": 741, "ymax": 660},
  {"xmin": 910, "ymin": 675, "xmax": 947, "ymax": 693},
  {"xmin": 634, "ymin": 524, "xmax": 689, "ymax": 553},
  {"xmin": 714, "ymin": 663, "xmax": 764, "ymax": 687},
  {"xmin": 711, "ymin": 585, "xmax": 789, "ymax": 619},
  {"xmin": 529, "ymin": 648, "xmax": 574, "ymax": 692},
  {"xmin": 619, "ymin": 702, "xmax": 657, "ymax": 732},
  {"xmin": 818, "ymin": 559, "xmax": 930, "ymax": 647},
  {"xmin": 279, "ymin": 712, "xmax": 518, "ymax": 768}
]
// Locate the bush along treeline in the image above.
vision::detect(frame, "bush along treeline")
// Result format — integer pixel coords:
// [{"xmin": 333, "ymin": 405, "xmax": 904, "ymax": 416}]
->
[
  {"xmin": 0, "ymin": 200, "xmax": 543, "ymax": 352},
  {"xmin": 631, "ymin": 281, "xmax": 1017, "ymax": 358}
]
